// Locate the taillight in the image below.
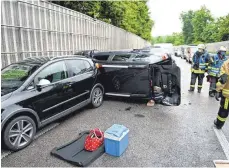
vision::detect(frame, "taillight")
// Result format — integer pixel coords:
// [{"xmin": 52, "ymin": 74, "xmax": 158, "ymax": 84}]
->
[{"xmin": 95, "ymin": 63, "xmax": 102, "ymax": 69}]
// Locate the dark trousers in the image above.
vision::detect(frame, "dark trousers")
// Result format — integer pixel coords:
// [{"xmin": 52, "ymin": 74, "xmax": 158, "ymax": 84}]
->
[
  {"xmin": 209, "ymin": 76, "xmax": 218, "ymax": 93},
  {"xmin": 216, "ymin": 96, "xmax": 229, "ymax": 127},
  {"xmin": 190, "ymin": 72, "xmax": 204, "ymax": 90}
]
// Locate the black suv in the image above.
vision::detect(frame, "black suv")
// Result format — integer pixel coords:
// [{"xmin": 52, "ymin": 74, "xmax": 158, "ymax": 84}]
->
[{"xmin": 1, "ymin": 56, "xmax": 104, "ymax": 151}]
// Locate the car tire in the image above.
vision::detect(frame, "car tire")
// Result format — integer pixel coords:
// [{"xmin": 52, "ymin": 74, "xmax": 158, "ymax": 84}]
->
[
  {"xmin": 91, "ymin": 86, "xmax": 104, "ymax": 108},
  {"xmin": 3, "ymin": 116, "xmax": 36, "ymax": 151}
]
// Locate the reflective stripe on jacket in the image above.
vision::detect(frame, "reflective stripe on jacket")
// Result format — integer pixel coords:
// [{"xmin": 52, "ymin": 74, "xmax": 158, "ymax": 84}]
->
[
  {"xmin": 191, "ymin": 51, "xmax": 208, "ymax": 74},
  {"xmin": 208, "ymin": 54, "xmax": 227, "ymax": 77},
  {"xmin": 216, "ymin": 59, "xmax": 229, "ymax": 98}
]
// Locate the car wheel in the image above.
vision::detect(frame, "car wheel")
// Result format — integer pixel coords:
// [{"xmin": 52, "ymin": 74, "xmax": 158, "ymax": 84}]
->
[
  {"xmin": 91, "ymin": 86, "xmax": 104, "ymax": 108},
  {"xmin": 3, "ymin": 116, "xmax": 36, "ymax": 151},
  {"xmin": 113, "ymin": 77, "xmax": 121, "ymax": 91}
]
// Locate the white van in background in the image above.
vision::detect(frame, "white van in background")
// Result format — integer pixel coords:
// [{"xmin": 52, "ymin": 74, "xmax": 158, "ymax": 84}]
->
[
  {"xmin": 153, "ymin": 43, "xmax": 175, "ymax": 56},
  {"xmin": 185, "ymin": 45, "xmax": 198, "ymax": 64}
]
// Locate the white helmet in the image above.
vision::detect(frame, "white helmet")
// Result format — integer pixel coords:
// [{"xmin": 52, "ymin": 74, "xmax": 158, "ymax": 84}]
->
[
  {"xmin": 197, "ymin": 44, "xmax": 205, "ymax": 50},
  {"xmin": 220, "ymin": 46, "xmax": 227, "ymax": 52}
]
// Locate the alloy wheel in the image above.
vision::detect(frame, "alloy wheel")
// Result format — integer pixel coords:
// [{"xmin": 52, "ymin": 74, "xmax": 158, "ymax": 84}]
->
[
  {"xmin": 93, "ymin": 87, "xmax": 103, "ymax": 106},
  {"xmin": 8, "ymin": 119, "xmax": 34, "ymax": 148}
]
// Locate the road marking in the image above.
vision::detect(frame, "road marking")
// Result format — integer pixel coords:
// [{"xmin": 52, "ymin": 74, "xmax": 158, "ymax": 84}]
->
[
  {"xmin": 1, "ymin": 123, "xmax": 60, "ymax": 160},
  {"xmin": 214, "ymin": 127, "xmax": 229, "ymax": 160}
]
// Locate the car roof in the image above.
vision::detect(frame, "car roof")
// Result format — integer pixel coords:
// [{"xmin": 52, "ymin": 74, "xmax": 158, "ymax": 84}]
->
[
  {"xmin": 93, "ymin": 51, "xmax": 134, "ymax": 56},
  {"xmin": 16, "ymin": 55, "xmax": 88, "ymax": 65}
]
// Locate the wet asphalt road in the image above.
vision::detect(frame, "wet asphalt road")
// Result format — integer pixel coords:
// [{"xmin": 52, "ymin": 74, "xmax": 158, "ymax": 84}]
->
[{"xmin": 1, "ymin": 56, "xmax": 229, "ymax": 167}]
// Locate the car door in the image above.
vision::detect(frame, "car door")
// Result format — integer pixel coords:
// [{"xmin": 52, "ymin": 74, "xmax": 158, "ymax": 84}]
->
[
  {"xmin": 61, "ymin": 59, "xmax": 96, "ymax": 110},
  {"xmin": 23, "ymin": 60, "xmax": 70, "ymax": 121}
]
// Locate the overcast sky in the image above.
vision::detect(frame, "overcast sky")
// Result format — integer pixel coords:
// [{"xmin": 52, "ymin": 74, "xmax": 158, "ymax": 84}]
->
[{"xmin": 147, "ymin": 0, "xmax": 229, "ymax": 37}]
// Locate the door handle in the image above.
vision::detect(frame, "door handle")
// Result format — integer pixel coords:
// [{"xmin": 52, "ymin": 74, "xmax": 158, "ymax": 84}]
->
[{"xmin": 66, "ymin": 82, "xmax": 73, "ymax": 87}]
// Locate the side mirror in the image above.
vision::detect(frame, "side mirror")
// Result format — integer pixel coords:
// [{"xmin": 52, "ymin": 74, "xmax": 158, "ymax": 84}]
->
[{"xmin": 36, "ymin": 79, "xmax": 51, "ymax": 92}]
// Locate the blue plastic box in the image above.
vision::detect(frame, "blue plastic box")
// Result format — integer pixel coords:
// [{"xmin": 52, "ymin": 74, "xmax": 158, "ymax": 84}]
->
[{"xmin": 104, "ymin": 124, "xmax": 129, "ymax": 157}]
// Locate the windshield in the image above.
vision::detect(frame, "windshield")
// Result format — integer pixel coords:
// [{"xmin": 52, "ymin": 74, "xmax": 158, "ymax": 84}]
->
[{"xmin": 1, "ymin": 63, "xmax": 40, "ymax": 94}]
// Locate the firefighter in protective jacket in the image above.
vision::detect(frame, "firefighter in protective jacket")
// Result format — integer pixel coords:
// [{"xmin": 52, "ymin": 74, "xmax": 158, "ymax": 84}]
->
[
  {"xmin": 189, "ymin": 44, "xmax": 209, "ymax": 93},
  {"xmin": 207, "ymin": 46, "xmax": 227, "ymax": 97},
  {"xmin": 214, "ymin": 58, "xmax": 229, "ymax": 129}
]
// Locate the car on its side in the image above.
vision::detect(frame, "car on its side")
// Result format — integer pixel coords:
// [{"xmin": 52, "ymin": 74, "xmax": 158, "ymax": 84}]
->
[
  {"xmin": 1, "ymin": 56, "xmax": 104, "ymax": 151},
  {"xmin": 74, "ymin": 49, "xmax": 99, "ymax": 58},
  {"xmin": 93, "ymin": 50, "xmax": 181, "ymax": 106},
  {"xmin": 92, "ymin": 49, "xmax": 171, "ymax": 64}
]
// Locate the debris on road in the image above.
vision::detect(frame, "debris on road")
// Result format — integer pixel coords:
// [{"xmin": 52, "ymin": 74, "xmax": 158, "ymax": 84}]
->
[
  {"xmin": 147, "ymin": 100, "xmax": 155, "ymax": 107},
  {"xmin": 134, "ymin": 114, "xmax": 145, "ymax": 118},
  {"xmin": 125, "ymin": 107, "xmax": 132, "ymax": 111},
  {"xmin": 104, "ymin": 124, "xmax": 129, "ymax": 157},
  {"xmin": 51, "ymin": 131, "xmax": 105, "ymax": 167}
]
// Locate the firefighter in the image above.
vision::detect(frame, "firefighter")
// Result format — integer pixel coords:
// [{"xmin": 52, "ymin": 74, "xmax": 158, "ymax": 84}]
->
[
  {"xmin": 207, "ymin": 46, "xmax": 227, "ymax": 97},
  {"xmin": 214, "ymin": 58, "xmax": 229, "ymax": 129},
  {"xmin": 189, "ymin": 44, "xmax": 209, "ymax": 93}
]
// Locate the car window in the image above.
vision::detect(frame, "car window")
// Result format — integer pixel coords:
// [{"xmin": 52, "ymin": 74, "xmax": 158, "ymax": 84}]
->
[
  {"xmin": 1, "ymin": 63, "xmax": 40, "ymax": 95},
  {"xmin": 34, "ymin": 61, "xmax": 68, "ymax": 84},
  {"xmin": 135, "ymin": 54, "xmax": 149, "ymax": 58},
  {"xmin": 112, "ymin": 54, "xmax": 131, "ymax": 61},
  {"xmin": 66, "ymin": 59, "xmax": 93, "ymax": 77},
  {"xmin": 93, "ymin": 55, "xmax": 110, "ymax": 61}
]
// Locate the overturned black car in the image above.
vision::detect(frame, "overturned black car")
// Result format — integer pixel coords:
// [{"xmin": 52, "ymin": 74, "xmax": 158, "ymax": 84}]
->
[
  {"xmin": 74, "ymin": 49, "xmax": 99, "ymax": 58},
  {"xmin": 93, "ymin": 50, "xmax": 181, "ymax": 106}
]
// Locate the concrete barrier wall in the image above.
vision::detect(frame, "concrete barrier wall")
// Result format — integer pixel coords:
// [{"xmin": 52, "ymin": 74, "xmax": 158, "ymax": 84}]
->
[
  {"xmin": 206, "ymin": 41, "xmax": 229, "ymax": 52},
  {"xmin": 1, "ymin": 0, "xmax": 150, "ymax": 68}
]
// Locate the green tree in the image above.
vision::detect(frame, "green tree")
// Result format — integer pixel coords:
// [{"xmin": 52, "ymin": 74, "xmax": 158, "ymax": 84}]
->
[
  {"xmin": 152, "ymin": 36, "xmax": 166, "ymax": 44},
  {"xmin": 180, "ymin": 10, "xmax": 195, "ymax": 44},
  {"xmin": 202, "ymin": 21, "xmax": 219, "ymax": 43},
  {"xmin": 217, "ymin": 14, "xmax": 229, "ymax": 41},
  {"xmin": 192, "ymin": 6, "xmax": 214, "ymax": 43},
  {"xmin": 165, "ymin": 35, "xmax": 175, "ymax": 43},
  {"xmin": 172, "ymin": 33, "xmax": 184, "ymax": 45},
  {"xmin": 51, "ymin": 1, "xmax": 153, "ymax": 41}
]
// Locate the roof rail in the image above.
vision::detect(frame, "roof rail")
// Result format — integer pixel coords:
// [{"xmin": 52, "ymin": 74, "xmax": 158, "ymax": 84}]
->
[{"xmin": 50, "ymin": 55, "xmax": 86, "ymax": 60}]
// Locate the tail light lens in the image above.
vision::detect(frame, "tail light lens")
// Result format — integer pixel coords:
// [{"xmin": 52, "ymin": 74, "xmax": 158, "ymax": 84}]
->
[{"xmin": 95, "ymin": 63, "xmax": 102, "ymax": 69}]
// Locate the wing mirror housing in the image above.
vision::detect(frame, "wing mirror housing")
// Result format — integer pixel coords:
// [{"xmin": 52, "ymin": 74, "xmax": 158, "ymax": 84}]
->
[{"xmin": 36, "ymin": 79, "xmax": 51, "ymax": 92}]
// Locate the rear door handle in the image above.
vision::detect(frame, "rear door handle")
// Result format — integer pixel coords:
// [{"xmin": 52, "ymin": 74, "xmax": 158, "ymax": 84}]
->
[
  {"xmin": 67, "ymin": 82, "xmax": 73, "ymax": 87},
  {"xmin": 62, "ymin": 82, "xmax": 73, "ymax": 89}
]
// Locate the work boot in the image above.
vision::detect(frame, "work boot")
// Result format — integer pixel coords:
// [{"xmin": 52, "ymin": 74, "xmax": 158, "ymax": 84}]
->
[
  {"xmin": 209, "ymin": 91, "xmax": 215, "ymax": 97},
  {"xmin": 198, "ymin": 89, "xmax": 201, "ymax": 93},
  {"xmin": 214, "ymin": 120, "xmax": 223, "ymax": 129},
  {"xmin": 188, "ymin": 88, "xmax": 194, "ymax": 92}
]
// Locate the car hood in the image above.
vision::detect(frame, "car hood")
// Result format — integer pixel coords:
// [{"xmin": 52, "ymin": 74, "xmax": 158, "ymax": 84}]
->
[{"xmin": 1, "ymin": 89, "xmax": 13, "ymax": 102}]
